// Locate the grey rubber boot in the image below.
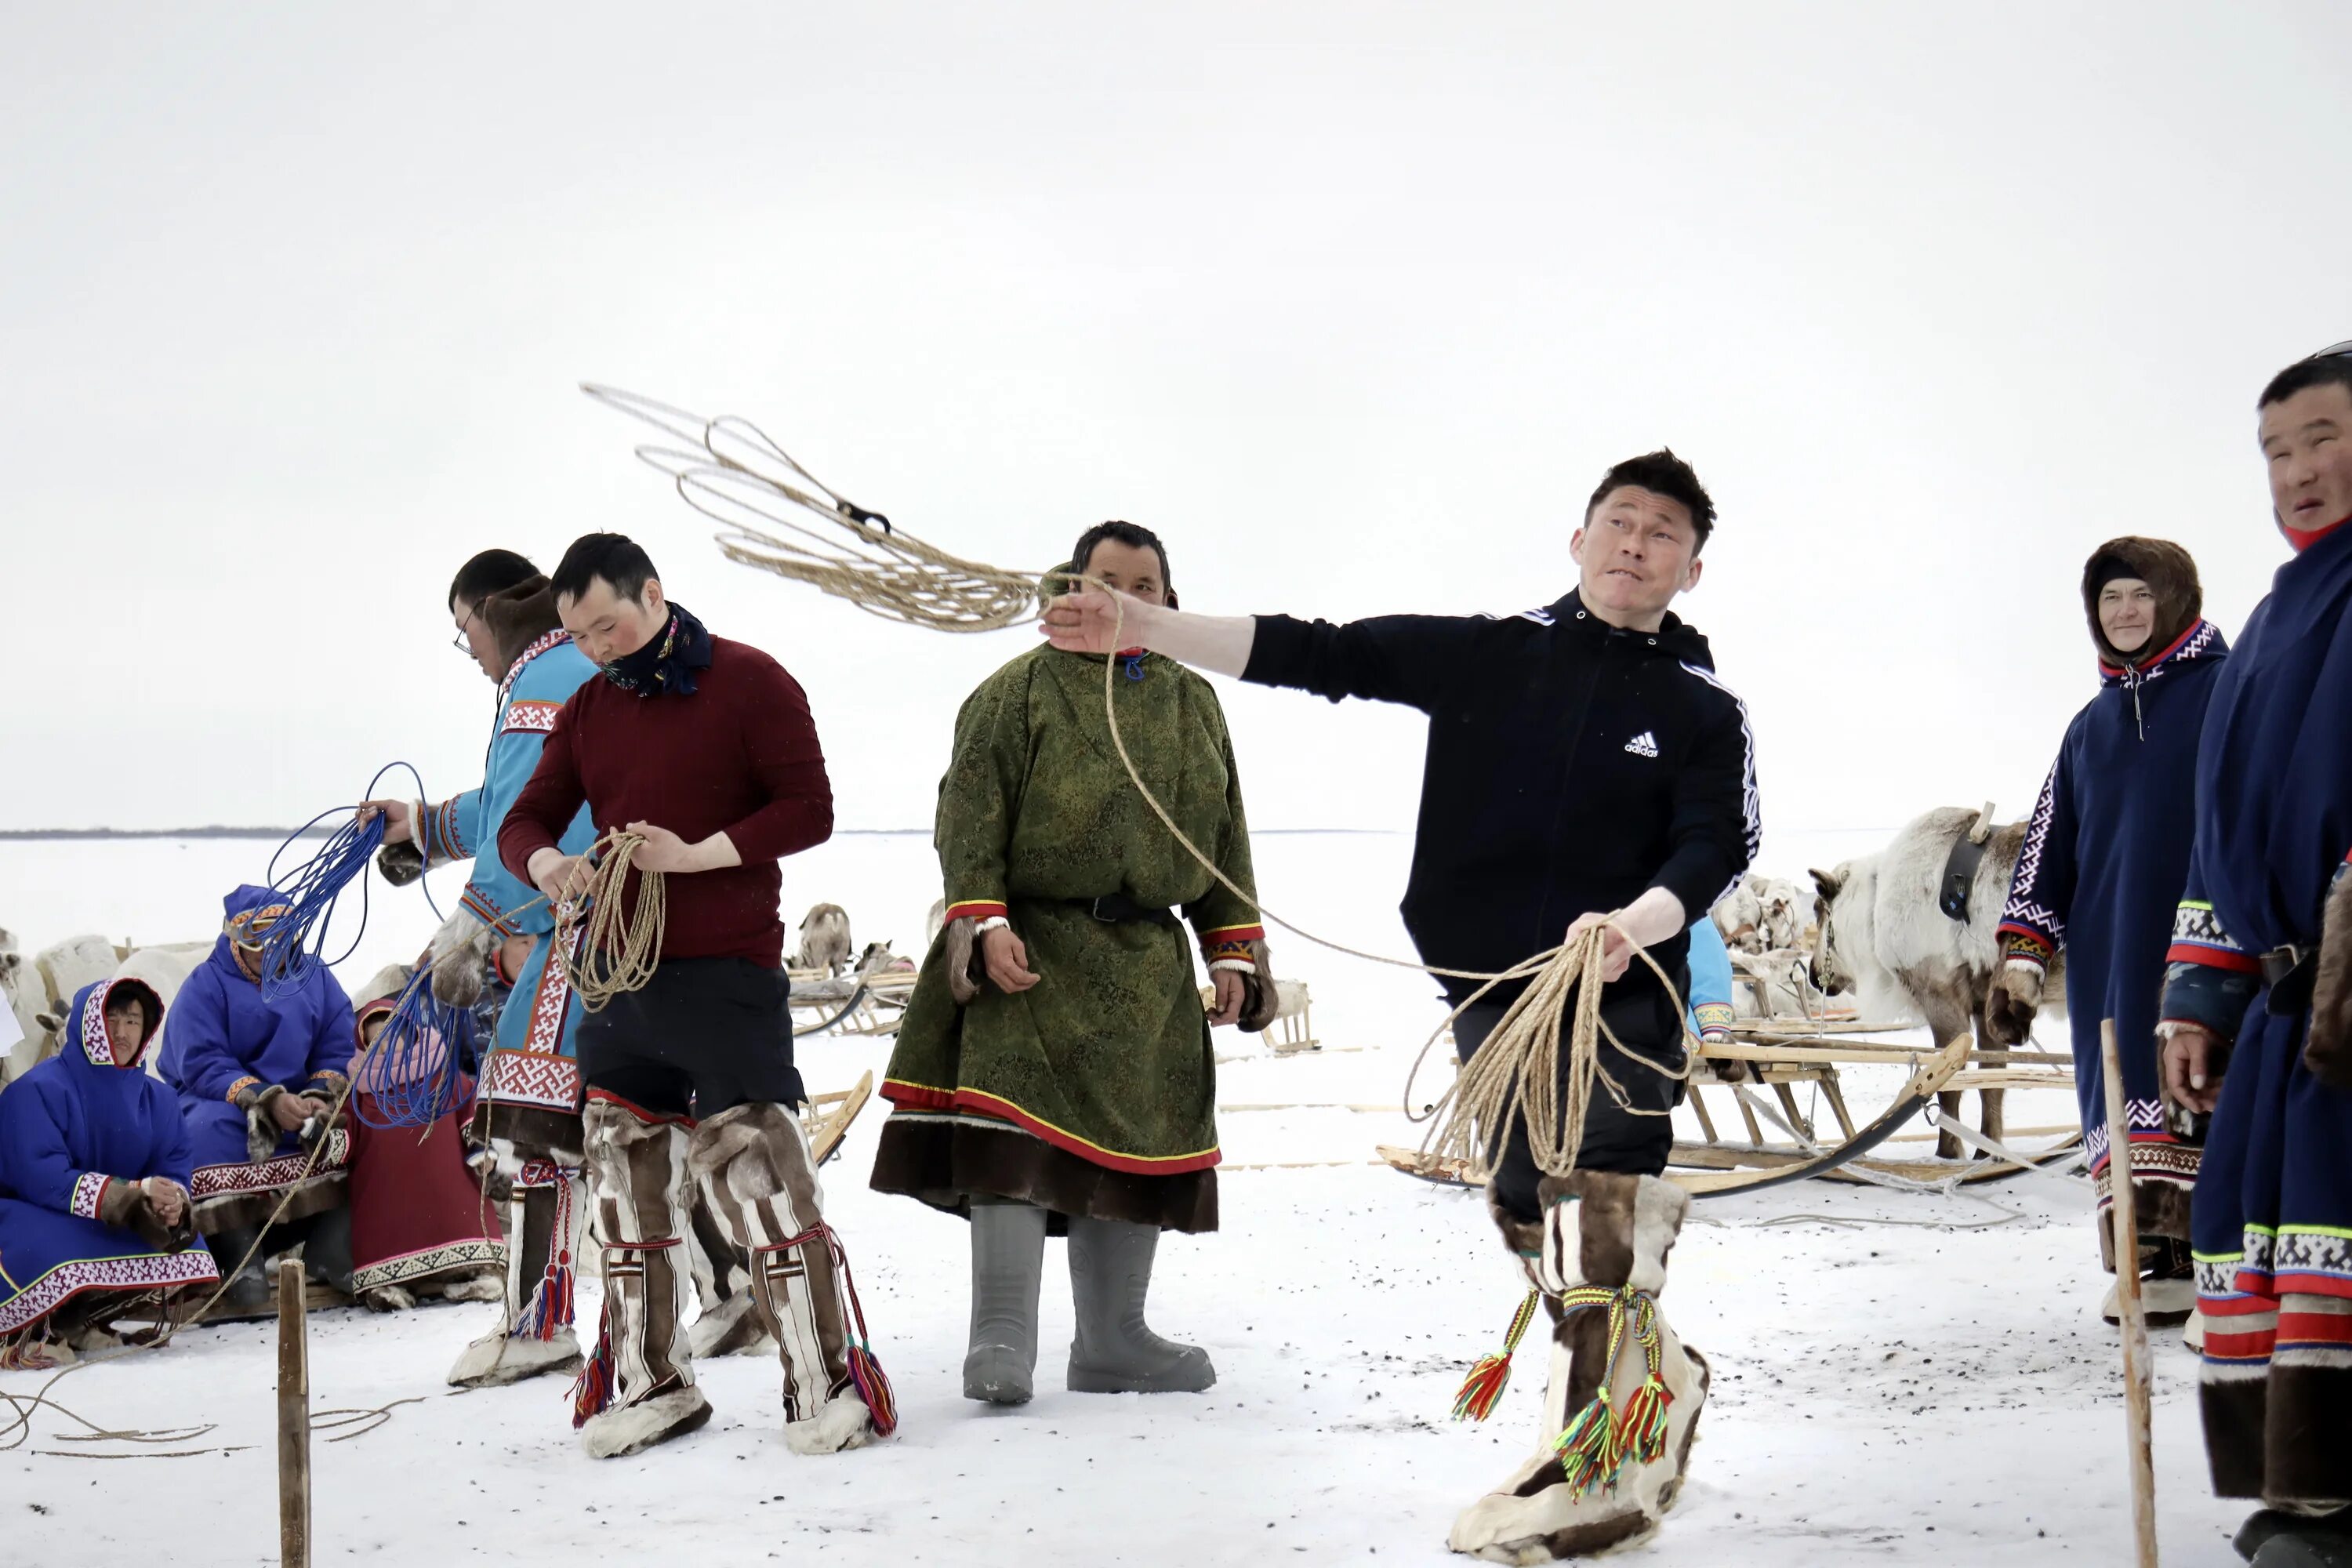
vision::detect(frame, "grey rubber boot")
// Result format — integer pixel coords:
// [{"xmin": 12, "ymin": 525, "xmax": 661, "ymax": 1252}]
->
[
  {"xmin": 2256, "ymin": 1530, "xmax": 2352, "ymax": 1567},
  {"xmin": 964, "ymin": 1200, "xmax": 1048, "ymax": 1404},
  {"xmin": 1065, "ymin": 1216, "xmax": 1214, "ymax": 1394}
]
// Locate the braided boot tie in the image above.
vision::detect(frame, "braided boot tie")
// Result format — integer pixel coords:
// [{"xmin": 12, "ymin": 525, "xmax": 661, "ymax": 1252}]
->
[{"xmin": 1552, "ymin": 1284, "xmax": 1671, "ymax": 1495}]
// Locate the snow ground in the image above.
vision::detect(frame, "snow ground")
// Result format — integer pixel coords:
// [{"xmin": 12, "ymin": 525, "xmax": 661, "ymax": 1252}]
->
[{"xmin": 0, "ymin": 834, "xmax": 2253, "ymax": 1566}]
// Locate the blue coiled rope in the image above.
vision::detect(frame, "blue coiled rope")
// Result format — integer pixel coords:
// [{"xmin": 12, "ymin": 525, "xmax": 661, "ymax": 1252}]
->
[
  {"xmin": 259, "ymin": 761, "xmax": 444, "ymax": 1001},
  {"xmin": 354, "ymin": 967, "xmax": 470, "ymax": 1129}
]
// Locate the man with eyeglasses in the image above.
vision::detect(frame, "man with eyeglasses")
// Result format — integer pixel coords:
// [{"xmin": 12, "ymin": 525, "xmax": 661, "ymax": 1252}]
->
[
  {"xmin": 1043, "ymin": 450, "xmax": 1757, "ymax": 1562},
  {"xmin": 2157, "ymin": 342, "xmax": 2352, "ymax": 1566},
  {"xmin": 358, "ymin": 550, "xmax": 609, "ymax": 1390}
]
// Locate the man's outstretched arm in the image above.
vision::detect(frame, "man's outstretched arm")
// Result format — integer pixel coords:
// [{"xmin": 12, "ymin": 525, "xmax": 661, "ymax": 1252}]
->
[{"xmin": 1041, "ymin": 587, "xmax": 1256, "ymax": 677}]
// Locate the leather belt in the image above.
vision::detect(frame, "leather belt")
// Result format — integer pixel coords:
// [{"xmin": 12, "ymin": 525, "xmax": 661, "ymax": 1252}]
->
[{"xmin": 1065, "ymin": 893, "xmax": 1178, "ymax": 929}]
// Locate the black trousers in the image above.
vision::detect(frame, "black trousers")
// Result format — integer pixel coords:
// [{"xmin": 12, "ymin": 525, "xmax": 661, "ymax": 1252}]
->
[
  {"xmin": 578, "ymin": 956, "xmax": 805, "ymax": 1120},
  {"xmin": 1453, "ymin": 974, "xmax": 1686, "ymax": 1221}
]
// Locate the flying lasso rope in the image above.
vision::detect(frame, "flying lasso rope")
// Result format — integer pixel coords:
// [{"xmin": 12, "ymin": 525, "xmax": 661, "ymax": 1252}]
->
[
  {"xmin": 580, "ymin": 386, "xmax": 1700, "ymax": 1162},
  {"xmin": 350, "ymin": 967, "xmax": 470, "ymax": 1131}
]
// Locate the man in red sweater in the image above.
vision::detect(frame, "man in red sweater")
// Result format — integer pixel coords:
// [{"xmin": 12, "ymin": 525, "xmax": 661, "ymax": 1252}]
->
[{"xmin": 501, "ymin": 532, "xmax": 887, "ymax": 1460}]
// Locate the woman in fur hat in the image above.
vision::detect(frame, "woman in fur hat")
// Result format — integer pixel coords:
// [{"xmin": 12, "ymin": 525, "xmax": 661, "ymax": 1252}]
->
[{"xmin": 1987, "ymin": 538, "xmax": 2227, "ymax": 1328}]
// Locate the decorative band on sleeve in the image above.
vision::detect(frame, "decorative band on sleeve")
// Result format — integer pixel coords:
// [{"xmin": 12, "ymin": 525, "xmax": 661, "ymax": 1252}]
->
[
  {"xmin": 70, "ymin": 1171, "xmax": 111, "ymax": 1221},
  {"xmin": 945, "ymin": 899, "xmax": 1009, "ymax": 924},
  {"xmin": 2166, "ymin": 900, "xmax": 2259, "ymax": 973},
  {"xmin": 225, "ymin": 1075, "xmax": 262, "ymax": 1106},
  {"xmin": 1200, "ymin": 923, "xmax": 1266, "ymax": 946}
]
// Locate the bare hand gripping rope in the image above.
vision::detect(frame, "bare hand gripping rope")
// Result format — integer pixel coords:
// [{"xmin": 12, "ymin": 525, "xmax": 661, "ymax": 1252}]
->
[{"xmin": 581, "ymin": 384, "xmax": 1697, "ymax": 1180}]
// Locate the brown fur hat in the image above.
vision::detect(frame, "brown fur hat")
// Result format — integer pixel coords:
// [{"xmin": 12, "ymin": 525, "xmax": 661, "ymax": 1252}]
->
[
  {"xmin": 478, "ymin": 574, "xmax": 566, "ymax": 673},
  {"xmin": 2081, "ymin": 537, "xmax": 2201, "ymax": 668}
]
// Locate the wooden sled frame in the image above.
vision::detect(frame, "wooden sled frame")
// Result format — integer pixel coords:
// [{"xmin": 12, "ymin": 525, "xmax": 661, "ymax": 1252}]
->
[{"xmin": 1381, "ymin": 1019, "xmax": 2082, "ymax": 1199}]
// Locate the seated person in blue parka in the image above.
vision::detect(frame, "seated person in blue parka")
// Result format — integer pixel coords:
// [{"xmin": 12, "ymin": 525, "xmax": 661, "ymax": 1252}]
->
[
  {"xmin": 0, "ymin": 978, "xmax": 220, "ymax": 1367},
  {"xmin": 158, "ymin": 884, "xmax": 358, "ymax": 1310}
]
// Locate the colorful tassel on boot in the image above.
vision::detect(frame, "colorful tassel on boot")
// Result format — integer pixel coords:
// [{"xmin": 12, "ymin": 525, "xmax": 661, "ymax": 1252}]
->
[
  {"xmin": 1550, "ymin": 1283, "xmax": 1668, "ymax": 1495},
  {"xmin": 568, "ymin": 1312, "xmax": 615, "ymax": 1429},
  {"xmin": 1451, "ymin": 1289, "xmax": 1541, "ymax": 1421},
  {"xmin": 828, "ymin": 1226, "xmax": 900, "ymax": 1438}
]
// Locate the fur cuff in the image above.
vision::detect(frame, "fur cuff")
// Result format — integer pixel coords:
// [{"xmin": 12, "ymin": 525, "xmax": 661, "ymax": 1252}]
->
[
  {"xmin": 101, "ymin": 1180, "xmax": 196, "ymax": 1253},
  {"xmin": 245, "ymin": 1089, "xmax": 286, "ymax": 1163},
  {"xmin": 2305, "ymin": 873, "xmax": 2352, "ymax": 1089},
  {"xmin": 1238, "ymin": 940, "xmax": 1279, "ymax": 1033},
  {"xmin": 377, "ymin": 839, "xmax": 426, "ymax": 887},
  {"xmin": 944, "ymin": 916, "xmax": 983, "ymax": 1006}
]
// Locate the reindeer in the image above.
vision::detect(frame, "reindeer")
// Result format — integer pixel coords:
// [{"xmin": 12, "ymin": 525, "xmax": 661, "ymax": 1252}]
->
[
  {"xmin": 795, "ymin": 903, "xmax": 853, "ymax": 976},
  {"xmin": 1809, "ymin": 805, "xmax": 2066, "ymax": 1160}
]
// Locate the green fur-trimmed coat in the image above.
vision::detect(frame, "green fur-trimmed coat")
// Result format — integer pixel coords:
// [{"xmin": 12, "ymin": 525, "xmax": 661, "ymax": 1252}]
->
[{"xmin": 879, "ymin": 646, "xmax": 1264, "ymax": 1175}]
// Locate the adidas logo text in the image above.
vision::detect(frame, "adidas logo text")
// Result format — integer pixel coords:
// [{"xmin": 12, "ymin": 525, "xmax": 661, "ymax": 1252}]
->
[{"xmin": 1624, "ymin": 731, "xmax": 1660, "ymax": 758}]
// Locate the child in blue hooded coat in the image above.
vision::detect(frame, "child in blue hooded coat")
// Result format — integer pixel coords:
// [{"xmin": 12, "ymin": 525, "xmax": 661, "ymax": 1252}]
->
[
  {"xmin": 158, "ymin": 884, "xmax": 357, "ymax": 1309},
  {"xmin": 0, "ymin": 978, "xmax": 220, "ymax": 1366}
]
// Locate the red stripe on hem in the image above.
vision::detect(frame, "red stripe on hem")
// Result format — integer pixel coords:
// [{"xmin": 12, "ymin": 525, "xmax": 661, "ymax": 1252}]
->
[
  {"xmin": 2166, "ymin": 943, "xmax": 2262, "ymax": 973},
  {"xmin": 881, "ymin": 1080, "xmax": 1221, "ymax": 1175},
  {"xmin": 2270, "ymin": 1272, "xmax": 2352, "ymax": 1299},
  {"xmin": 583, "ymin": 1088, "xmax": 696, "ymax": 1128}
]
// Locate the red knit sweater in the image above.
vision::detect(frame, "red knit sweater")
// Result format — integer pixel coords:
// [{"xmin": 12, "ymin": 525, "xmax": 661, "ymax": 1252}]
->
[{"xmin": 499, "ymin": 637, "xmax": 833, "ymax": 967}]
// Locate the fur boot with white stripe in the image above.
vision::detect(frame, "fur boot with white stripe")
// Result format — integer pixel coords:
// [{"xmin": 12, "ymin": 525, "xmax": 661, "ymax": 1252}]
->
[
  {"xmin": 688, "ymin": 1102, "xmax": 884, "ymax": 1455},
  {"xmin": 1450, "ymin": 1171, "xmax": 1708, "ymax": 1563},
  {"xmin": 574, "ymin": 1101, "xmax": 710, "ymax": 1458}
]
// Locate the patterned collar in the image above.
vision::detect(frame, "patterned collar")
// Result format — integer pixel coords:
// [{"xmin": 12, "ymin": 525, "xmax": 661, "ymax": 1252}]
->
[
  {"xmin": 2098, "ymin": 618, "xmax": 2220, "ymax": 687},
  {"xmin": 80, "ymin": 982, "xmax": 144, "ymax": 1069},
  {"xmin": 499, "ymin": 629, "xmax": 572, "ymax": 706}
]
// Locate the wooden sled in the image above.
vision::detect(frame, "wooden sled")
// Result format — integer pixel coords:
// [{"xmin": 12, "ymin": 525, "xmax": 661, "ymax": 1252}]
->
[
  {"xmin": 1378, "ymin": 1018, "xmax": 2082, "ymax": 1199},
  {"xmin": 803, "ymin": 1070, "xmax": 874, "ymax": 1166}
]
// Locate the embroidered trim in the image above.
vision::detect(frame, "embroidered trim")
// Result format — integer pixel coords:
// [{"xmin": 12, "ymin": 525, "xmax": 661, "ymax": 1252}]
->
[
  {"xmin": 881, "ymin": 1080, "xmax": 1221, "ymax": 1174},
  {"xmin": 224, "ymin": 1075, "xmax": 262, "ymax": 1106},
  {"xmin": 499, "ymin": 630, "xmax": 572, "ymax": 705},
  {"xmin": 501, "ymin": 699, "xmax": 564, "ymax": 736},
  {"xmin": 481, "ymin": 1048, "xmax": 583, "ymax": 1114},
  {"xmin": 1199, "ymin": 923, "xmax": 1266, "ymax": 945},
  {"xmin": 189, "ymin": 1131, "xmax": 350, "ymax": 1200},
  {"xmin": 69, "ymin": 1172, "xmax": 111, "ymax": 1221},
  {"xmin": 945, "ymin": 899, "xmax": 1009, "ymax": 923},
  {"xmin": 460, "ymin": 883, "xmax": 520, "ymax": 940},
  {"xmin": 348, "ymin": 1238, "xmax": 507, "ymax": 1295},
  {"xmin": 2168, "ymin": 900, "xmax": 2258, "ymax": 971},
  {"xmin": 0, "ymin": 1250, "xmax": 223, "ymax": 1336}
]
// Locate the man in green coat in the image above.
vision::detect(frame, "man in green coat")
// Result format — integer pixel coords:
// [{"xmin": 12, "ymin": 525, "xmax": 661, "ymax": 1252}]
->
[{"xmin": 870, "ymin": 521, "xmax": 1276, "ymax": 1406}]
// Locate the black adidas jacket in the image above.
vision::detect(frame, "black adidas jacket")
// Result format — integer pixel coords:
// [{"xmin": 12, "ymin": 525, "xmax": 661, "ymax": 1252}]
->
[{"xmin": 1243, "ymin": 589, "xmax": 1759, "ymax": 1004}]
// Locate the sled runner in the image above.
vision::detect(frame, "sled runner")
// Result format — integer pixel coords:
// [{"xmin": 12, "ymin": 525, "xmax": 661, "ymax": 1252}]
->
[{"xmin": 802, "ymin": 1070, "xmax": 873, "ymax": 1166}]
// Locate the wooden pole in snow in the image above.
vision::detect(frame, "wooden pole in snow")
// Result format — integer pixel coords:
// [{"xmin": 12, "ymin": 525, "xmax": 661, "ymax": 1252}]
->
[
  {"xmin": 2100, "ymin": 1019, "xmax": 2161, "ymax": 1568},
  {"xmin": 277, "ymin": 1256, "xmax": 311, "ymax": 1568}
]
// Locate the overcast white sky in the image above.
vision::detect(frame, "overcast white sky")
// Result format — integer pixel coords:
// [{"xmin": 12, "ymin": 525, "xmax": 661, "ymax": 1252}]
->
[{"xmin": 4, "ymin": 3, "xmax": 2348, "ymax": 855}]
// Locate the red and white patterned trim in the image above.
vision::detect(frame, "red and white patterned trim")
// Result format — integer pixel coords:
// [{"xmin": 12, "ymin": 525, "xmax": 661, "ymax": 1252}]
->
[
  {"xmin": 69, "ymin": 1172, "xmax": 111, "ymax": 1221},
  {"xmin": 224, "ymin": 1075, "xmax": 262, "ymax": 1106},
  {"xmin": 521, "ymin": 935, "xmax": 579, "ymax": 1057},
  {"xmin": 0, "ymin": 1249, "xmax": 222, "ymax": 1336},
  {"xmin": 499, "ymin": 630, "xmax": 572, "ymax": 705},
  {"xmin": 81, "ymin": 978, "xmax": 162, "ymax": 1069},
  {"xmin": 190, "ymin": 1130, "xmax": 350, "ymax": 1200},
  {"xmin": 482, "ymin": 1049, "xmax": 583, "ymax": 1115},
  {"xmin": 501, "ymin": 699, "xmax": 564, "ymax": 735},
  {"xmin": 944, "ymin": 899, "xmax": 1009, "ymax": 924}
]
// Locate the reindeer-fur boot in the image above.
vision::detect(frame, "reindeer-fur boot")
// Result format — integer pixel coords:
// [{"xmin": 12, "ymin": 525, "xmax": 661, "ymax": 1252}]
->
[
  {"xmin": 1066, "ymin": 1217, "xmax": 1214, "ymax": 1394},
  {"xmin": 1449, "ymin": 1171, "xmax": 1708, "ymax": 1563},
  {"xmin": 688, "ymin": 1196, "xmax": 778, "ymax": 1360},
  {"xmin": 575, "ymin": 1100, "xmax": 710, "ymax": 1459},
  {"xmin": 687, "ymin": 1102, "xmax": 877, "ymax": 1455},
  {"xmin": 448, "ymin": 1178, "xmax": 586, "ymax": 1388},
  {"xmin": 965, "ymin": 1200, "xmax": 1049, "ymax": 1404}
]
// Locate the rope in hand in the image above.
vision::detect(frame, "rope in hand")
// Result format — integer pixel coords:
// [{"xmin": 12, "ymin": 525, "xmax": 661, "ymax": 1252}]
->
[
  {"xmin": 551, "ymin": 830, "xmax": 665, "ymax": 1011},
  {"xmin": 261, "ymin": 762, "xmax": 448, "ymax": 1000},
  {"xmin": 583, "ymin": 384, "xmax": 1700, "ymax": 1158}
]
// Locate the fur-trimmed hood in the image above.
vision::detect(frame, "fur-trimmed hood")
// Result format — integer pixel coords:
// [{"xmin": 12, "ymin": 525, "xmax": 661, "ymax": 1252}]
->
[
  {"xmin": 480, "ymin": 575, "xmax": 565, "ymax": 675},
  {"xmin": 2082, "ymin": 537, "xmax": 2203, "ymax": 672}
]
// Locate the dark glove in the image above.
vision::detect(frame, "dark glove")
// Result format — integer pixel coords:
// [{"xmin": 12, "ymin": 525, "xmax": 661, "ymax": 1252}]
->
[
  {"xmin": 377, "ymin": 840, "xmax": 426, "ymax": 887},
  {"xmin": 1238, "ymin": 939, "xmax": 1281, "ymax": 1033},
  {"xmin": 2304, "ymin": 873, "xmax": 2352, "ymax": 1090},
  {"xmin": 1984, "ymin": 957, "xmax": 2046, "ymax": 1048}
]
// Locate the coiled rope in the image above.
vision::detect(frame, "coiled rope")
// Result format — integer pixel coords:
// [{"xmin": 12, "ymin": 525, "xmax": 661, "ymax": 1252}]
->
[
  {"xmin": 260, "ymin": 762, "xmax": 445, "ymax": 1001},
  {"xmin": 350, "ymin": 967, "xmax": 470, "ymax": 1130},
  {"xmin": 583, "ymin": 385, "xmax": 1697, "ymax": 1177},
  {"xmin": 551, "ymin": 830, "xmax": 665, "ymax": 1011}
]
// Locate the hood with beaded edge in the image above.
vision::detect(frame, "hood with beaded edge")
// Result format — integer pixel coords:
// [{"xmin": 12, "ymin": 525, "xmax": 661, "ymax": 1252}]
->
[{"xmin": 2082, "ymin": 537, "xmax": 2202, "ymax": 670}]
